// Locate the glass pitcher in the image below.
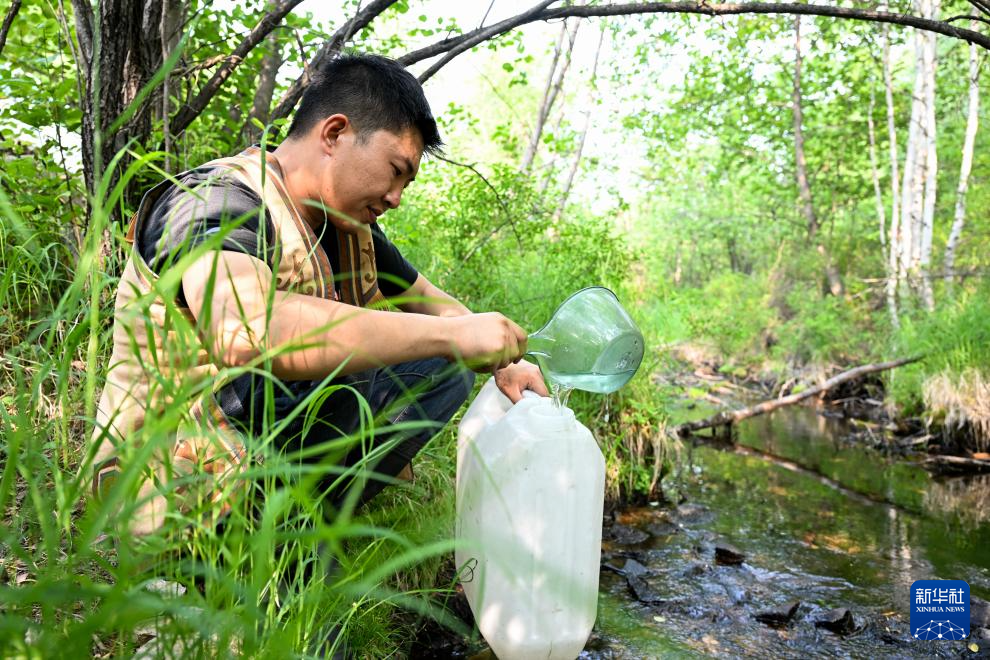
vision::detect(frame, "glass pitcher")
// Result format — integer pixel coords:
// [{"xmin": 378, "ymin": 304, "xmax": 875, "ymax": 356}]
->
[{"xmin": 527, "ymin": 287, "xmax": 644, "ymax": 394}]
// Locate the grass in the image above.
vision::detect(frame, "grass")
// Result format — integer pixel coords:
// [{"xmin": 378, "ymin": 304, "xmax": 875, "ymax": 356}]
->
[{"xmin": 0, "ymin": 150, "xmax": 471, "ymax": 656}]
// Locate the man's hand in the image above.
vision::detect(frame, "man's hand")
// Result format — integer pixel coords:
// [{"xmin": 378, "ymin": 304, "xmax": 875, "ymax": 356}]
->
[
  {"xmin": 494, "ymin": 361, "xmax": 549, "ymax": 403},
  {"xmin": 445, "ymin": 312, "xmax": 528, "ymax": 372}
]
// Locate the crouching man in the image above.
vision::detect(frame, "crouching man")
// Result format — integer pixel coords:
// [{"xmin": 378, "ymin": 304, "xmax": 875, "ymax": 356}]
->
[{"xmin": 90, "ymin": 53, "xmax": 547, "ymax": 536}]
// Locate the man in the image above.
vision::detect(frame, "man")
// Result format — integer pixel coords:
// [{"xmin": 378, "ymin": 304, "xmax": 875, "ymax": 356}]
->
[{"xmin": 91, "ymin": 53, "xmax": 547, "ymax": 535}]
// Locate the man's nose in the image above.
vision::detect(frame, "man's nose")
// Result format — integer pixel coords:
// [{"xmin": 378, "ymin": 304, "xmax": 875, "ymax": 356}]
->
[{"xmin": 383, "ymin": 187, "xmax": 402, "ymax": 210}]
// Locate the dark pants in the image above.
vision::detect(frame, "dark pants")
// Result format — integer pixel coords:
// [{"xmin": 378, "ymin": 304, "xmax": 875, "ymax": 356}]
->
[{"xmin": 219, "ymin": 358, "xmax": 475, "ymax": 509}]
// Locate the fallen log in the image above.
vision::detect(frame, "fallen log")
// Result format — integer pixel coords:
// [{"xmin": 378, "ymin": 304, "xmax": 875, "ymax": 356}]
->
[
  {"xmin": 923, "ymin": 455, "xmax": 990, "ymax": 475},
  {"xmin": 671, "ymin": 356, "xmax": 922, "ymax": 438}
]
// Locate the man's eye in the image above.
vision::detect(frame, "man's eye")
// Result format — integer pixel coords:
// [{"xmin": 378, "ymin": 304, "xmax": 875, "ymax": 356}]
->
[{"xmin": 392, "ymin": 165, "xmax": 401, "ymax": 177}]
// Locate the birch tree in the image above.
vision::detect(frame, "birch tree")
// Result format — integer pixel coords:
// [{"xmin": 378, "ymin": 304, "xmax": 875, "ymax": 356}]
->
[
  {"xmin": 896, "ymin": 0, "xmax": 940, "ymax": 310},
  {"xmin": 944, "ymin": 27, "xmax": 981, "ymax": 290},
  {"xmin": 882, "ymin": 17, "xmax": 902, "ymax": 328}
]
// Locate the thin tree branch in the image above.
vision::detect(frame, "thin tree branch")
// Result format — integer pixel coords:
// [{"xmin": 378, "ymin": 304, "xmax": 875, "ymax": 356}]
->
[
  {"xmin": 968, "ymin": 0, "xmax": 990, "ymax": 17},
  {"xmin": 399, "ymin": 1, "xmax": 990, "ymax": 77},
  {"xmin": 414, "ymin": 0, "xmax": 558, "ymax": 84},
  {"xmin": 168, "ymin": 0, "xmax": 306, "ymax": 139},
  {"xmin": 479, "ymin": 0, "xmax": 496, "ymax": 28},
  {"xmin": 946, "ymin": 14, "xmax": 990, "ymax": 27},
  {"xmin": 0, "ymin": 0, "xmax": 22, "ymax": 60},
  {"xmin": 432, "ymin": 154, "xmax": 523, "ymax": 254},
  {"xmin": 270, "ymin": 0, "xmax": 400, "ymax": 124}
]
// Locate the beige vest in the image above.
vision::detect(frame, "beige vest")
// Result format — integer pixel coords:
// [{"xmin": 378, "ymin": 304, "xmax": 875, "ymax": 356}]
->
[{"xmin": 92, "ymin": 147, "xmax": 384, "ymax": 535}]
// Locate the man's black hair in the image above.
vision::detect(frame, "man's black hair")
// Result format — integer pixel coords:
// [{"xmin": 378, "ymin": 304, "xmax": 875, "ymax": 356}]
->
[{"xmin": 287, "ymin": 53, "xmax": 443, "ymax": 156}]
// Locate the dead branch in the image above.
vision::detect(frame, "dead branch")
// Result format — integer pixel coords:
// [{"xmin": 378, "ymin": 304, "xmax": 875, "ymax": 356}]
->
[
  {"xmin": 672, "ymin": 356, "xmax": 922, "ymax": 438},
  {"xmin": 269, "ymin": 0, "xmax": 400, "ymax": 124}
]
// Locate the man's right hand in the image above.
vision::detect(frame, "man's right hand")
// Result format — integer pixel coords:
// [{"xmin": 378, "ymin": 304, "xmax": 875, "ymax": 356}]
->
[{"xmin": 446, "ymin": 312, "xmax": 528, "ymax": 372}]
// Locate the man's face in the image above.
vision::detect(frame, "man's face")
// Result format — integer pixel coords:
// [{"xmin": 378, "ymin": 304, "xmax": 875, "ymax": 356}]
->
[{"xmin": 318, "ymin": 125, "xmax": 423, "ymax": 231}]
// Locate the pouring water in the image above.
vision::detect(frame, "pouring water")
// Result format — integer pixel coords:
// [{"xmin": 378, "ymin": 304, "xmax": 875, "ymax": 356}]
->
[{"xmin": 527, "ymin": 287, "xmax": 644, "ymax": 403}]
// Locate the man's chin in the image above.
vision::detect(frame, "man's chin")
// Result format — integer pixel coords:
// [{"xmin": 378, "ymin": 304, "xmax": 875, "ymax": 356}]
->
[{"xmin": 324, "ymin": 214, "xmax": 368, "ymax": 234}]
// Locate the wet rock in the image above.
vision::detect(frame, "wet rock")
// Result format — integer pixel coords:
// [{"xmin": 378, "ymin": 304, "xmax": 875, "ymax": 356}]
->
[
  {"xmin": 622, "ymin": 558, "xmax": 649, "ymax": 578},
  {"xmin": 617, "ymin": 558, "xmax": 665, "ymax": 604},
  {"xmin": 975, "ymin": 627, "xmax": 990, "ymax": 641},
  {"xmin": 674, "ymin": 502, "xmax": 712, "ymax": 522},
  {"xmin": 725, "ymin": 586, "xmax": 748, "ymax": 605},
  {"xmin": 627, "ymin": 575, "xmax": 666, "ymax": 605},
  {"xmin": 754, "ymin": 601, "xmax": 801, "ymax": 628},
  {"xmin": 714, "ymin": 544, "xmax": 746, "ymax": 566},
  {"xmin": 647, "ymin": 521, "xmax": 680, "ymax": 537},
  {"xmin": 815, "ymin": 608, "xmax": 856, "ymax": 635},
  {"xmin": 683, "ymin": 563, "xmax": 708, "ymax": 578},
  {"xmin": 607, "ymin": 524, "xmax": 650, "ymax": 545},
  {"xmin": 973, "ymin": 596, "xmax": 990, "ymax": 629}
]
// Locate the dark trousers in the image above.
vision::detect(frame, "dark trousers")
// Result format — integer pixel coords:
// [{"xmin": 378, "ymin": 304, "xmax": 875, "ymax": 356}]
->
[{"xmin": 219, "ymin": 358, "xmax": 476, "ymax": 509}]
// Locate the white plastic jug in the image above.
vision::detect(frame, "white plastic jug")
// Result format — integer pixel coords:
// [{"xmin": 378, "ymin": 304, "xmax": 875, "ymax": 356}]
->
[{"xmin": 456, "ymin": 377, "xmax": 605, "ymax": 660}]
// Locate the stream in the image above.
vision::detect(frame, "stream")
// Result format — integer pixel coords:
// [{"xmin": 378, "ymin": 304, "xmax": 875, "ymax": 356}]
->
[{"xmin": 586, "ymin": 403, "xmax": 990, "ymax": 658}]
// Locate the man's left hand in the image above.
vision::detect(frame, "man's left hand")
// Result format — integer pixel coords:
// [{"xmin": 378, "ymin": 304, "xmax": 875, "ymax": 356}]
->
[{"xmin": 494, "ymin": 361, "xmax": 549, "ymax": 403}]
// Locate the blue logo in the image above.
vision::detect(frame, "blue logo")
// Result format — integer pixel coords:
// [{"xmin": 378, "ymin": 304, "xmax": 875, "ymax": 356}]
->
[{"xmin": 910, "ymin": 579, "xmax": 970, "ymax": 640}]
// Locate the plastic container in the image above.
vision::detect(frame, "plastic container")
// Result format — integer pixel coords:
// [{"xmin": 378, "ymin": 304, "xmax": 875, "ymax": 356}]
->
[{"xmin": 456, "ymin": 377, "xmax": 605, "ymax": 659}]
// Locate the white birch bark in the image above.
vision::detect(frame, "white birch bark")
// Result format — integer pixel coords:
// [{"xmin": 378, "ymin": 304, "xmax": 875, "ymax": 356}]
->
[
  {"xmin": 882, "ymin": 17, "xmax": 901, "ymax": 329},
  {"xmin": 918, "ymin": 0, "xmax": 939, "ymax": 310},
  {"xmin": 898, "ymin": 1, "xmax": 926, "ymax": 283},
  {"xmin": 868, "ymin": 87, "xmax": 887, "ymax": 251},
  {"xmin": 944, "ymin": 26, "xmax": 981, "ymax": 290}
]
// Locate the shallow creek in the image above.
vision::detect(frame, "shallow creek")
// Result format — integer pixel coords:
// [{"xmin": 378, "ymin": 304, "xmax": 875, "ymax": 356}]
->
[{"xmin": 585, "ymin": 404, "xmax": 990, "ymax": 658}]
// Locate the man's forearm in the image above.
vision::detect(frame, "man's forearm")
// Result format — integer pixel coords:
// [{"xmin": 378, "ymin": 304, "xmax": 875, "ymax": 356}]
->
[
  {"xmin": 397, "ymin": 274, "xmax": 471, "ymax": 318},
  {"xmin": 262, "ymin": 291, "xmax": 455, "ymax": 379}
]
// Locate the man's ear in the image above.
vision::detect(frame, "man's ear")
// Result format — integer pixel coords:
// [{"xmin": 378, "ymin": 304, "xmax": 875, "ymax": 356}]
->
[{"xmin": 318, "ymin": 114, "xmax": 350, "ymax": 154}]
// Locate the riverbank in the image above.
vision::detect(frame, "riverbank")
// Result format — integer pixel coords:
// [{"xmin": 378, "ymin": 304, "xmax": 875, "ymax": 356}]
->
[{"xmin": 406, "ymin": 375, "xmax": 990, "ymax": 658}]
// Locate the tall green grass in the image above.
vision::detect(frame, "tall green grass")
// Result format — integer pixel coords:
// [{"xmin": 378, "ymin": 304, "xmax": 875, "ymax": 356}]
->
[
  {"xmin": 0, "ymin": 145, "xmax": 481, "ymax": 656},
  {"xmin": 887, "ymin": 285, "xmax": 990, "ymax": 415}
]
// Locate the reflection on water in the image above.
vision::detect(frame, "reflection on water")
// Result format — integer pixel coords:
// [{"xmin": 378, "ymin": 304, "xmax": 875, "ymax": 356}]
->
[
  {"xmin": 926, "ymin": 474, "xmax": 990, "ymax": 528},
  {"xmin": 590, "ymin": 404, "xmax": 990, "ymax": 657}
]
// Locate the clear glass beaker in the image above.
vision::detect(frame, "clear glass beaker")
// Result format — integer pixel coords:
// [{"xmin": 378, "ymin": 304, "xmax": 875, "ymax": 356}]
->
[{"xmin": 527, "ymin": 287, "xmax": 644, "ymax": 394}]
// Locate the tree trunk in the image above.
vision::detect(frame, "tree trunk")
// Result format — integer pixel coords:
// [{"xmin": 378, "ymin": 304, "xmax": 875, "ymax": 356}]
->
[
  {"xmin": 792, "ymin": 16, "xmax": 844, "ymax": 296},
  {"xmin": 943, "ymin": 24, "xmax": 979, "ymax": 291},
  {"xmin": 898, "ymin": 0, "xmax": 939, "ymax": 308},
  {"xmin": 897, "ymin": 6, "xmax": 925, "ymax": 285},
  {"xmin": 868, "ymin": 84, "xmax": 900, "ymax": 328},
  {"xmin": 520, "ymin": 18, "xmax": 578, "ymax": 172},
  {"xmin": 882, "ymin": 17, "xmax": 901, "ymax": 329},
  {"xmin": 553, "ymin": 27, "xmax": 604, "ymax": 222},
  {"xmin": 867, "ymin": 87, "xmax": 887, "ymax": 252},
  {"xmin": 918, "ymin": 0, "xmax": 939, "ymax": 311},
  {"xmin": 241, "ymin": 28, "xmax": 283, "ymax": 145},
  {"xmin": 159, "ymin": 0, "xmax": 183, "ymax": 172},
  {"xmin": 71, "ymin": 0, "xmax": 166, "ymax": 198}
]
